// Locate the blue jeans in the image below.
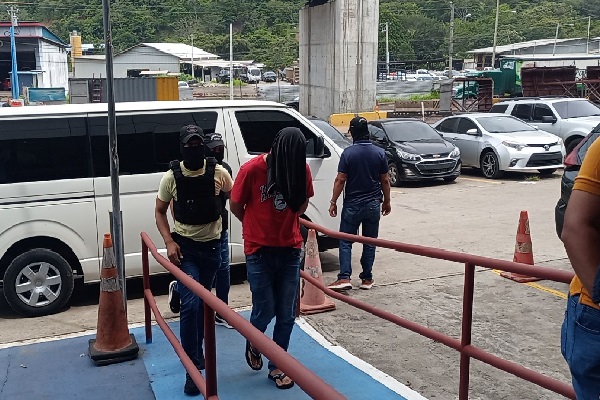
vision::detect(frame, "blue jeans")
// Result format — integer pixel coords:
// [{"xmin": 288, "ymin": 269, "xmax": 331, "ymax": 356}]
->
[
  {"xmin": 245, "ymin": 247, "xmax": 301, "ymax": 371},
  {"xmin": 174, "ymin": 234, "xmax": 221, "ymax": 368},
  {"xmin": 561, "ymin": 294, "xmax": 600, "ymax": 399},
  {"xmin": 338, "ymin": 200, "xmax": 381, "ymax": 281},
  {"xmin": 213, "ymin": 229, "xmax": 230, "ymax": 306}
]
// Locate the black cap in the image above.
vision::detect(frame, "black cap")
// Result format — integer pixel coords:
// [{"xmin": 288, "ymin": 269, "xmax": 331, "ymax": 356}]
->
[
  {"xmin": 180, "ymin": 125, "xmax": 203, "ymax": 144},
  {"xmin": 349, "ymin": 116, "xmax": 368, "ymax": 136},
  {"xmin": 202, "ymin": 132, "xmax": 225, "ymax": 149}
]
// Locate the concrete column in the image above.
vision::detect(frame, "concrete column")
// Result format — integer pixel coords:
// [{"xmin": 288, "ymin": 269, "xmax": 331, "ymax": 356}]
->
[{"xmin": 299, "ymin": 0, "xmax": 379, "ymax": 120}]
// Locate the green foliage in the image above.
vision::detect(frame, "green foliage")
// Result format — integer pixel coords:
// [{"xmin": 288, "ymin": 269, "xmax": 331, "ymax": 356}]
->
[
  {"xmin": 12, "ymin": 0, "xmax": 600, "ymax": 70},
  {"xmin": 408, "ymin": 92, "xmax": 441, "ymax": 101}
]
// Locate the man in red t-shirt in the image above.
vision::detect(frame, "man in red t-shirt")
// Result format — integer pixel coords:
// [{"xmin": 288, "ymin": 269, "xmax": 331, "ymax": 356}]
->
[{"xmin": 230, "ymin": 127, "xmax": 314, "ymax": 390}]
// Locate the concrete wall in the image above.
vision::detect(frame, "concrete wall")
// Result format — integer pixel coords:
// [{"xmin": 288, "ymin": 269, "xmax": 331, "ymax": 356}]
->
[
  {"xmin": 299, "ymin": 0, "xmax": 379, "ymax": 119},
  {"xmin": 39, "ymin": 41, "xmax": 68, "ymax": 90}
]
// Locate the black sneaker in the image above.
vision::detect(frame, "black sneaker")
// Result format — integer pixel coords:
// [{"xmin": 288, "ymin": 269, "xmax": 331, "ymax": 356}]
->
[
  {"xmin": 215, "ymin": 314, "xmax": 234, "ymax": 329},
  {"xmin": 168, "ymin": 280, "xmax": 180, "ymax": 313},
  {"xmin": 184, "ymin": 373, "xmax": 200, "ymax": 396}
]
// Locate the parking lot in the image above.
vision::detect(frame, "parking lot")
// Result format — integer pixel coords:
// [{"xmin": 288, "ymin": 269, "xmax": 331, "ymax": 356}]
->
[{"xmin": 0, "ymin": 169, "xmax": 572, "ymax": 399}]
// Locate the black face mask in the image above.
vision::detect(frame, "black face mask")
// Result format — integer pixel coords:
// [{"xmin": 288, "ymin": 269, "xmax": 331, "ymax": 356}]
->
[
  {"xmin": 206, "ymin": 149, "xmax": 224, "ymax": 164},
  {"xmin": 181, "ymin": 145, "xmax": 205, "ymax": 171}
]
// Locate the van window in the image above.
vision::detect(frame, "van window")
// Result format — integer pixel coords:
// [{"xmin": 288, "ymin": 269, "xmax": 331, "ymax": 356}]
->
[
  {"xmin": 89, "ymin": 111, "xmax": 218, "ymax": 176},
  {"xmin": 511, "ymin": 104, "xmax": 533, "ymax": 121},
  {"xmin": 0, "ymin": 117, "xmax": 90, "ymax": 184},
  {"xmin": 235, "ymin": 110, "xmax": 326, "ymax": 157}
]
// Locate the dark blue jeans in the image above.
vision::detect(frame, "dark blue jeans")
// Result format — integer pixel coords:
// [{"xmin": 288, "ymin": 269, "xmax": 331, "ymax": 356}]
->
[
  {"xmin": 173, "ymin": 234, "xmax": 221, "ymax": 368},
  {"xmin": 338, "ymin": 200, "xmax": 381, "ymax": 281},
  {"xmin": 245, "ymin": 247, "xmax": 301, "ymax": 371},
  {"xmin": 561, "ymin": 294, "xmax": 600, "ymax": 399},
  {"xmin": 213, "ymin": 229, "xmax": 230, "ymax": 306}
]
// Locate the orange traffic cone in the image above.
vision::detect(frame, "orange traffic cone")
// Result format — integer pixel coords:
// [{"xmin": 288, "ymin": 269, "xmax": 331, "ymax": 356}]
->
[
  {"xmin": 300, "ymin": 229, "xmax": 336, "ymax": 315},
  {"xmin": 88, "ymin": 233, "xmax": 139, "ymax": 366},
  {"xmin": 374, "ymin": 100, "xmax": 380, "ymax": 112},
  {"xmin": 500, "ymin": 211, "xmax": 541, "ymax": 283}
]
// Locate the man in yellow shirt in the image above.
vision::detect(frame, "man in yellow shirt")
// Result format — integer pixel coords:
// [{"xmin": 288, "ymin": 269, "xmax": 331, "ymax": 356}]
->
[
  {"xmin": 561, "ymin": 137, "xmax": 600, "ymax": 399},
  {"xmin": 155, "ymin": 125, "xmax": 233, "ymax": 396}
]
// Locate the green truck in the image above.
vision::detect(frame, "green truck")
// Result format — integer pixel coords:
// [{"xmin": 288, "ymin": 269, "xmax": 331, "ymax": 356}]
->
[{"xmin": 453, "ymin": 59, "xmax": 523, "ymax": 99}]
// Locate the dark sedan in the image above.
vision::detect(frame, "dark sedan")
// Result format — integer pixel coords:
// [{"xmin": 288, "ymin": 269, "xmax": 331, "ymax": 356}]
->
[
  {"xmin": 368, "ymin": 119, "xmax": 461, "ymax": 186},
  {"xmin": 262, "ymin": 71, "xmax": 277, "ymax": 82},
  {"xmin": 555, "ymin": 125, "xmax": 600, "ymax": 237}
]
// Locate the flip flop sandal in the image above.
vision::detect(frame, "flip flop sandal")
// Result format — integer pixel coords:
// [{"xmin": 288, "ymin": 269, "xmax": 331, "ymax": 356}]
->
[
  {"xmin": 268, "ymin": 371, "xmax": 295, "ymax": 390},
  {"xmin": 245, "ymin": 340, "xmax": 263, "ymax": 371}
]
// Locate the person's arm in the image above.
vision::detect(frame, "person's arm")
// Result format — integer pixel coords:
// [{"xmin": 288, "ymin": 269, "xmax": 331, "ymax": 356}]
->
[
  {"xmin": 329, "ymin": 172, "xmax": 347, "ymax": 218},
  {"xmin": 380, "ymin": 173, "xmax": 391, "ymax": 216},
  {"xmin": 561, "ymin": 189, "xmax": 600, "ymax": 296},
  {"xmin": 155, "ymin": 197, "xmax": 183, "ymax": 266},
  {"xmin": 230, "ymin": 200, "xmax": 245, "ymax": 222}
]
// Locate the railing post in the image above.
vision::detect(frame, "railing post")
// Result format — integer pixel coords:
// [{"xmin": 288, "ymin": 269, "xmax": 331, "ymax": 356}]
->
[
  {"xmin": 142, "ymin": 237, "xmax": 152, "ymax": 344},
  {"xmin": 459, "ymin": 262, "xmax": 476, "ymax": 400},
  {"xmin": 204, "ymin": 302, "xmax": 218, "ymax": 398}
]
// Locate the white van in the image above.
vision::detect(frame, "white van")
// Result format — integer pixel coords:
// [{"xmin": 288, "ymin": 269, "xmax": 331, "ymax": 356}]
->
[{"xmin": 0, "ymin": 100, "xmax": 342, "ymax": 316}]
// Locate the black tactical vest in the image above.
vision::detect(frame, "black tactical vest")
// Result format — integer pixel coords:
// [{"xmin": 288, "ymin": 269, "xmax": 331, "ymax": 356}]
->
[{"xmin": 169, "ymin": 158, "xmax": 223, "ymax": 225}]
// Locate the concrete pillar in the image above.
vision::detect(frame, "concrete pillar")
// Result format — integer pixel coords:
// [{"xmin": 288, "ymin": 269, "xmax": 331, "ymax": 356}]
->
[{"xmin": 299, "ymin": 0, "xmax": 379, "ymax": 120}]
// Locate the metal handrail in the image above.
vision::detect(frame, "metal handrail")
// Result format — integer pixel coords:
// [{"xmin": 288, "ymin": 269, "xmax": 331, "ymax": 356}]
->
[
  {"xmin": 141, "ymin": 232, "xmax": 346, "ymax": 400},
  {"xmin": 300, "ymin": 219, "xmax": 575, "ymax": 399}
]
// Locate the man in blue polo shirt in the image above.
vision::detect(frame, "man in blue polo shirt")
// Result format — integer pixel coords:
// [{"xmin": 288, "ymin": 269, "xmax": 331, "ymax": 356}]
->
[{"xmin": 328, "ymin": 116, "xmax": 391, "ymax": 291}]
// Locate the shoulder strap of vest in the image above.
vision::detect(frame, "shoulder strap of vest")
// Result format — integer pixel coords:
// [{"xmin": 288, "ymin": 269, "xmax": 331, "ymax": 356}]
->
[{"xmin": 169, "ymin": 160, "xmax": 183, "ymax": 179}]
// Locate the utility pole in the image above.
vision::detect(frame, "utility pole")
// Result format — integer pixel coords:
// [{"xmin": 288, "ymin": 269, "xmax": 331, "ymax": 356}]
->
[
  {"xmin": 553, "ymin": 23, "xmax": 560, "ymax": 56},
  {"xmin": 229, "ymin": 23, "xmax": 233, "ymax": 100},
  {"xmin": 491, "ymin": 0, "xmax": 500, "ymax": 68},
  {"xmin": 7, "ymin": 5, "xmax": 20, "ymax": 100},
  {"xmin": 190, "ymin": 34, "xmax": 195, "ymax": 80},
  {"xmin": 587, "ymin": 16, "xmax": 591, "ymax": 54},
  {"xmin": 385, "ymin": 22, "xmax": 390, "ymax": 79},
  {"xmin": 448, "ymin": 2, "xmax": 454, "ymax": 78}
]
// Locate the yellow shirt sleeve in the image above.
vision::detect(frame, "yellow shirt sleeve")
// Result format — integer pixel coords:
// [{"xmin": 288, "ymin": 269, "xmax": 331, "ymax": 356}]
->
[
  {"xmin": 157, "ymin": 170, "xmax": 175, "ymax": 203},
  {"xmin": 573, "ymin": 138, "xmax": 600, "ymax": 197},
  {"xmin": 215, "ymin": 164, "xmax": 234, "ymax": 193}
]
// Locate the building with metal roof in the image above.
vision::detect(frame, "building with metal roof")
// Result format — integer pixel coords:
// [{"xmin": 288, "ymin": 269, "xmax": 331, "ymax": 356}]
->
[{"xmin": 0, "ymin": 22, "xmax": 68, "ymax": 92}]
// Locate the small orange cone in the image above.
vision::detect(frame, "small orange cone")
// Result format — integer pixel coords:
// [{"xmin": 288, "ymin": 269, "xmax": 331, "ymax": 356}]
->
[
  {"xmin": 88, "ymin": 233, "xmax": 139, "ymax": 366},
  {"xmin": 374, "ymin": 100, "xmax": 380, "ymax": 112},
  {"xmin": 500, "ymin": 211, "xmax": 541, "ymax": 283},
  {"xmin": 300, "ymin": 229, "xmax": 336, "ymax": 315}
]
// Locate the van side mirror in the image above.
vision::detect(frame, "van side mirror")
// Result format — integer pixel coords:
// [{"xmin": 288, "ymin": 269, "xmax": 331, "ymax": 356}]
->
[
  {"xmin": 314, "ymin": 136, "xmax": 326, "ymax": 158},
  {"xmin": 466, "ymin": 128, "xmax": 480, "ymax": 136},
  {"xmin": 542, "ymin": 116, "xmax": 557, "ymax": 124}
]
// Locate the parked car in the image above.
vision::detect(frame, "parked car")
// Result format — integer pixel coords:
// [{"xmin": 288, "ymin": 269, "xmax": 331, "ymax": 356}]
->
[
  {"xmin": 489, "ymin": 98, "xmax": 600, "ymax": 154},
  {"xmin": 433, "ymin": 113, "xmax": 565, "ymax": 179},
  {"xmin": 554, "ymin": 125, "xmax": 600, "ymax": 237},
  {"xmin": 285, "ymin": 96, "xmax": 299, "ymax": 111},
  {"xmin": 307, "ymin": 116, "xmax": 351, "ymax": 149},
  {"xmin": 178, "ymin": 81, "xmax": 189, "ymax": 88},
  {"xmin": 367, "ymin": 119, "xmax": 461, "ymax": 186},
  {"xmin": 262, "ymin": 71, "xmax": 277, "ymax": 82},
  {"xmin": 217, "ymin": 68, "xmax": 230, "ymax": 84}
]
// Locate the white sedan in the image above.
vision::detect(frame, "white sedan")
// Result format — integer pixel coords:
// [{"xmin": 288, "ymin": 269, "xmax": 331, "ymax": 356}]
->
[{"xmin": 433, "ymin": 113, "xmax": 565, "ymax": 179}]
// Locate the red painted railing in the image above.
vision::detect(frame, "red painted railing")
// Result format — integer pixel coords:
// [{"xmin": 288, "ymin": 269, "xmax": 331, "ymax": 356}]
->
[
  {"xmin": 141, "ymin": 232, "xmax": 346, "ymax": 400},
  {"xmin": 299, "ymin": 219, "xmax": 576, "ymax": 399}
]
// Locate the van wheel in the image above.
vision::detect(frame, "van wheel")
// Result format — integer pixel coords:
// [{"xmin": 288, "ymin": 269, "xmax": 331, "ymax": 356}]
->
[{"xmin": 3, "ymin": 249, "xmax": 74, "ymax": 317}]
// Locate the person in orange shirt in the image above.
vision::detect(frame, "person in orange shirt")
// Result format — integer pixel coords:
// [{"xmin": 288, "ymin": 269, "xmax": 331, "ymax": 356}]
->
[{"xmin": 561, "ymin": 137, "xmax": 600, "ymax": 399}]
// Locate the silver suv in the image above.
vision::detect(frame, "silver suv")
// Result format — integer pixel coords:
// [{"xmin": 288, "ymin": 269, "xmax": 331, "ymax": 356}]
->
[{"xmin": 490, "ymin": 98, "xmax": 600, "ymax": 153}]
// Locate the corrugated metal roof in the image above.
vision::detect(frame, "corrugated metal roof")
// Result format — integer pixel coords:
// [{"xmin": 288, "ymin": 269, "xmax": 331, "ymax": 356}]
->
[
  {"xmin": 141, "ymin": 43, "xmax": 219, "ymax": 60},
  {"xmin": 468, "ymin": 37, "xmax": 586, "ymax": 54}
]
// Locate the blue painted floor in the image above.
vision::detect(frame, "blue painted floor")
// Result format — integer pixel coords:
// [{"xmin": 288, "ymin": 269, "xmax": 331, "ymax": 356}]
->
[{"xmin": 0, "ymin": 311, "xmax": 422, "ymax": 400}]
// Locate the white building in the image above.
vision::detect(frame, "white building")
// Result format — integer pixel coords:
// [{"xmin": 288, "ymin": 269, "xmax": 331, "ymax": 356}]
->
[
  {"xmin": 0, "ymin": 22, "xmax": 68, "ymax": 91},
  {"xmin": 72, "ymin": 42, "xmax": 221, "ymax": 79}
]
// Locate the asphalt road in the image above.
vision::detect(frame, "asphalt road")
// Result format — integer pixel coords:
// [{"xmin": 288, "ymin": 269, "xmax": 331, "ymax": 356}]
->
[{"xmin": 0, "ymin": 168, "xmax": 573, "ymax": 399}]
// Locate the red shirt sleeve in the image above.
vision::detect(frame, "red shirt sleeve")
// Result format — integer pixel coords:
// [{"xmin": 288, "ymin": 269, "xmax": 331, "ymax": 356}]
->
[
  {"xmin": 306, "ymin": 164, "xmax": 314, "ymax": 198},
  {"xmin": 231, "ymin": 162, "xmax": 250, "ymax": 206}
]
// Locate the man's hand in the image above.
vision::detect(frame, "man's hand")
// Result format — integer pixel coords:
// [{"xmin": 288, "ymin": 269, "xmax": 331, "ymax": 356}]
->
[
  {"xmin": 166, "ymin": 241, "xmax": 183, "ymax": 266},
  {"xmin": 329, "ymin": 203, "xmax": 337, "ymax": 217},
  {"xmin": 382, "ymin": 201, "xmax": 391, "ymax": 216}
]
